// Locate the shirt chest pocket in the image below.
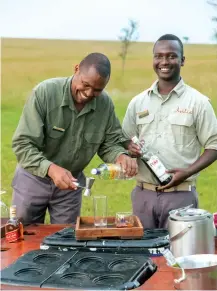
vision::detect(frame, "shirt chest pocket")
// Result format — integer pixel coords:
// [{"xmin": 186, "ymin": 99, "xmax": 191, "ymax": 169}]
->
[
  {"xmin": 136, "ymin": 113, "xmax": 155, "ymax": 136},
  {"xmin": 83, "ymin": 132, "xmax": 104, "ymax": 149},
  {"xmin": 167, "ymin": 114, "xmax": 196, "ymax": 145},
  {"xmin": 45, "ymin": 125, "xmax": 66, "ymax": 153},
  {"xmin": 48, "ymin": 128, "xmax": 65, "ymax": 139}
]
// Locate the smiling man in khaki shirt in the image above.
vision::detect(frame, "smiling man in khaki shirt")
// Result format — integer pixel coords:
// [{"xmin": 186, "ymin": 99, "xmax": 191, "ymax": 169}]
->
[
  {"xmin": 12, "ymin": 53, "xmax": 137, "ymax": 225},
  {"xmin": 122, "ymin": 34, "xmax": 217, "ymax": 229}
]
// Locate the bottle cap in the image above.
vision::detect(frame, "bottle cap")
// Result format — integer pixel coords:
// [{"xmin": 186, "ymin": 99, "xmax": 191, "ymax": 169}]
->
[
  {"xmin": 10, "ymin": 205, "xmax": 17, "ymax": 217},
  {"xmin": 91, "ymin": 169, "xmax": 98, "ymax": 175},
  {"xmin": 132, "ymin": 136, "xmax": 139, "ymax": 144}
]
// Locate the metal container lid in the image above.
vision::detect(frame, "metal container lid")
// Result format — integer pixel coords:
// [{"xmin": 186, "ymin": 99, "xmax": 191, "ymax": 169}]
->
[{"xmin": 169, "ymin": 206, "xmax": 211, "ymax": 221}]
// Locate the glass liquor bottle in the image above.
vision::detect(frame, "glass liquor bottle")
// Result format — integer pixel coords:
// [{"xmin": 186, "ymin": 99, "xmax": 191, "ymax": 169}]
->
[
  {"xmin": 5, "ymin": 205, "xmax": 24, "ymax": 243},
  {"xmin": 132, "ymin": 136, "xmax": 172, "ymax": 186},
  {"xmin": 91, "ymin": 163, "xmax": 132, "ymax": 180}
]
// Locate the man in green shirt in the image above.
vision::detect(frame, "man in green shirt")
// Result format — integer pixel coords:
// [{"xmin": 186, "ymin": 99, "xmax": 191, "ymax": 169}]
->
[{"xmin": 12, "ymin": 52, "xmax": 137, "ymax": 225}]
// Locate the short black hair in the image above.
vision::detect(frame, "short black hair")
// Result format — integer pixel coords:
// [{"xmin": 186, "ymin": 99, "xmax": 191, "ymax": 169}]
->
[
  {"xmin": 154, "ymin": 34, "xmax": 184, "ymax": 56},
  {"xmin": 79, "ymin": 53, "xmax": 111, "ymax": 78}
]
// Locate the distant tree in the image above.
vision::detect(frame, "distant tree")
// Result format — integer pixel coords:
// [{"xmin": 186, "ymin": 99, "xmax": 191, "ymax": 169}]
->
[
  {"xmin": 118, "ymin": 19, "xmax": 138, "ymax": 76},
  {"xmin": 207, "ymin": 0, "xmax": 217, "ymax": 41},
  {"xmin": 183, "ymin": 36, "xmax": 189, "ymax": 43}
]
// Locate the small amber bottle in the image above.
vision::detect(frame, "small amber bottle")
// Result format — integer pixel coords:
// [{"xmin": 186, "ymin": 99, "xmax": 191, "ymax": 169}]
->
[{"xmin": 5, "ymin": 205, "xmax": 24, "ymax": 243}]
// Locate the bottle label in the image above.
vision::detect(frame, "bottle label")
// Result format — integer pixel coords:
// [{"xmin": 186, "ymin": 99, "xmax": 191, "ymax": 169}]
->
[
  {"xmin": 6, "ymin": 229, "xmax": 20, "ymax": 243},
  {"xmin": 107, "ymin": 164, "xmax": 123, "ymax": 180},
  {"xmin": 147, "ymin": 155, "xmax": 170, "ymax": 182},
  {"xmin": 95, "ymin": 163, "xmax": 127, "ymax": 180}
]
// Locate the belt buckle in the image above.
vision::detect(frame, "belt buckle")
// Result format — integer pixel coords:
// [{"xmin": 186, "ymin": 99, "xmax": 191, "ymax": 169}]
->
[{"xmin": 155, "ymin": 186, "xmax": 164, "ymax": 193}]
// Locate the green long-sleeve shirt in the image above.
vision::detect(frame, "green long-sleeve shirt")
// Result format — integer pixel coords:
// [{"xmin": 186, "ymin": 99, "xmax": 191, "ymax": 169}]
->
[{"xmin": 12, "ymin": 76, "xmax": 127, "ymax": 177}]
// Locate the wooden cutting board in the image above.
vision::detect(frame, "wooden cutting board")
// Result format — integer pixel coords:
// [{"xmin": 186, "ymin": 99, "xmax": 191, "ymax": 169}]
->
[{"xmin": 75, "ymin": 216, "xmax": 144, "ymax": 240}]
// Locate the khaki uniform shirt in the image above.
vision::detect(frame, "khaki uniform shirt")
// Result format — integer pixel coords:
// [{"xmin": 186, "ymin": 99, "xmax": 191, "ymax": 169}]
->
[
  {"xmin": 122, "ymin": 79, "xmax": 217, "ymax": 184},
  {"xmin": 12, "ymin": 77, "xmax": 127, "ymax": 177}
]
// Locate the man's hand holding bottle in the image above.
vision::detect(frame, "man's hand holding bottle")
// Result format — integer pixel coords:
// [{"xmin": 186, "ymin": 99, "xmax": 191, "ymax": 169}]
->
[
  {"xmin": 115, "ymin": 154, "xmax": 138, "ymax": 177},
  {"xmin": 128, "ymin": 136, "xmax": 193, "ymax": 189},
  {"xmin": 127, "ymin": 141, "xmax": 142, "ymax": 158},
  {"xmin": 129, "ymin": 136, "xmax": 173, "ymax": 186},
  {"xmin": 156, "ymin": 168, "xmax": 191, "ymax": 191}
]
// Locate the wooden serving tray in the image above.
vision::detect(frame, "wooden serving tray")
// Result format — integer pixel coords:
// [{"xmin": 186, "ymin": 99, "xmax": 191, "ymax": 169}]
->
[{"xmin": 75, "ymin": 216, "xmax": 144, "ymax": 240}]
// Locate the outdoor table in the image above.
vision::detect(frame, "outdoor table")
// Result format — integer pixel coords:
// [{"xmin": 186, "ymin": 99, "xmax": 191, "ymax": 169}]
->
[{"xmin": 1, "ymin": 224, "xmax": 217, "ymax": 290}]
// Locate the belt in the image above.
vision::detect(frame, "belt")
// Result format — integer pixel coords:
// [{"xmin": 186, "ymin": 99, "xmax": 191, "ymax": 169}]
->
[{"xmin": 137, "ymin": 181, "xmax": 195, "ymax": 192}]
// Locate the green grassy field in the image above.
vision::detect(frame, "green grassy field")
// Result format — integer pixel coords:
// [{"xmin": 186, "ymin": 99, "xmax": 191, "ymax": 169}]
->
[{"xmin": 1, "ymin": 38, "xmax": 217, "ymax": 221}]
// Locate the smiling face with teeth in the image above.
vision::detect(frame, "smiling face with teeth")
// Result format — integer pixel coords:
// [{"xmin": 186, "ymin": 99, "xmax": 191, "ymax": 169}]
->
[
  {"xmin": 153, "ymin": 40, "xmax": 185, "ymax": 83},
  {"xmin": 71, "ymin": 65, "xmax": 109, "ymax": 109}
]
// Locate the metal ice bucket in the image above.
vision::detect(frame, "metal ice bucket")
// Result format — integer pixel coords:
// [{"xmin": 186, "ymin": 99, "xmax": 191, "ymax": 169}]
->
[{"xmin": 168, "ymin": 207, "xmax": 215, "ymax": 257}]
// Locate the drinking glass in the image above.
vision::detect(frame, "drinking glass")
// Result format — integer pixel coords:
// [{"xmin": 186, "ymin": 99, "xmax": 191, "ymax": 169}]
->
[
  {"xmin": 115, "ymin": 212, "xmax": 134, "ymax": 228},
  {"xmin": 93, "ymin": 195, "xmax": 107, "ymax": 227}
]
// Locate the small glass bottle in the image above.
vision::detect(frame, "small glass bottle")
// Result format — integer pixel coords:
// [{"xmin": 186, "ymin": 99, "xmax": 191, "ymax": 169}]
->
[
  {"xmin": 91, "ymin": 163, "xmax": 132, "ymax": 180},
  {"xmin": 5, "ymin": 205, "xmax": 24, "ymax": 243},
  {"xmin": 162, "ymin": 249, "xmax": 181, "ymax": 268}
]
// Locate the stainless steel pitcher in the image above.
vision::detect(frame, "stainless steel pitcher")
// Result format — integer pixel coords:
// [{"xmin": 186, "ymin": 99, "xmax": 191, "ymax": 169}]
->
[
  {"xmin": 168, "ymin": 207, "xmax": 215, "ymax": 257},
  {"xmin": 171, "ymin": 254, "xmax": 217, "ymax": 290}
]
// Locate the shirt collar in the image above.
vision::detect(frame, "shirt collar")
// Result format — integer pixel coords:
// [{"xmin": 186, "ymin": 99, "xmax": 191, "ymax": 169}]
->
[
  {"xmin": 61, "ymin": 76, "xmax": 96, "ymax": 111},
  {"xmin": 147, "ymin": 78, "xmax": 186, "ymax": 98}
]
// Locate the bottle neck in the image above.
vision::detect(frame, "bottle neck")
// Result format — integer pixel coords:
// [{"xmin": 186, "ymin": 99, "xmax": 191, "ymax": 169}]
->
[
  {"xmin": 141, "ymin": 151, "xmax": 153, "ymax": 160},
  {"xmin": 10, "ymin": 206, "xmax": 17, "ymax": 219},
  {"xmin": 132, "ymin": 136, "xmax": 153, "ymax": 158}
]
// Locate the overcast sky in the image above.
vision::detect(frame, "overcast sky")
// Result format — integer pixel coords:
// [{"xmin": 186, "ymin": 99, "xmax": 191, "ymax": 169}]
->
[{"xmin": 0, "ymin": 0, "xmax": 216, "ymax": 43}]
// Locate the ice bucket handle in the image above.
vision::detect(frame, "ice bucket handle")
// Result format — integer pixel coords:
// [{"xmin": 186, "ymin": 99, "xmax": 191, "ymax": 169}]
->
[
  {"xmin": 174, "ymin": 268, "xmax": 186, "ymax": 284},
  {"xmin": 170, "ymin": 224, "xmax": 192, "ymax": 242},
  {"xmin": 169, "ymin": 204, "xmax": 193, "ymax": 216}
]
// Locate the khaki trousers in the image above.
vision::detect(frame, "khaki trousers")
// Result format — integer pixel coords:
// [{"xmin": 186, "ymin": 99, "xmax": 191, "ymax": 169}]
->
[{"xmin": 131, "ymin": 185, "xmax": 198, "ymax": 229}]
